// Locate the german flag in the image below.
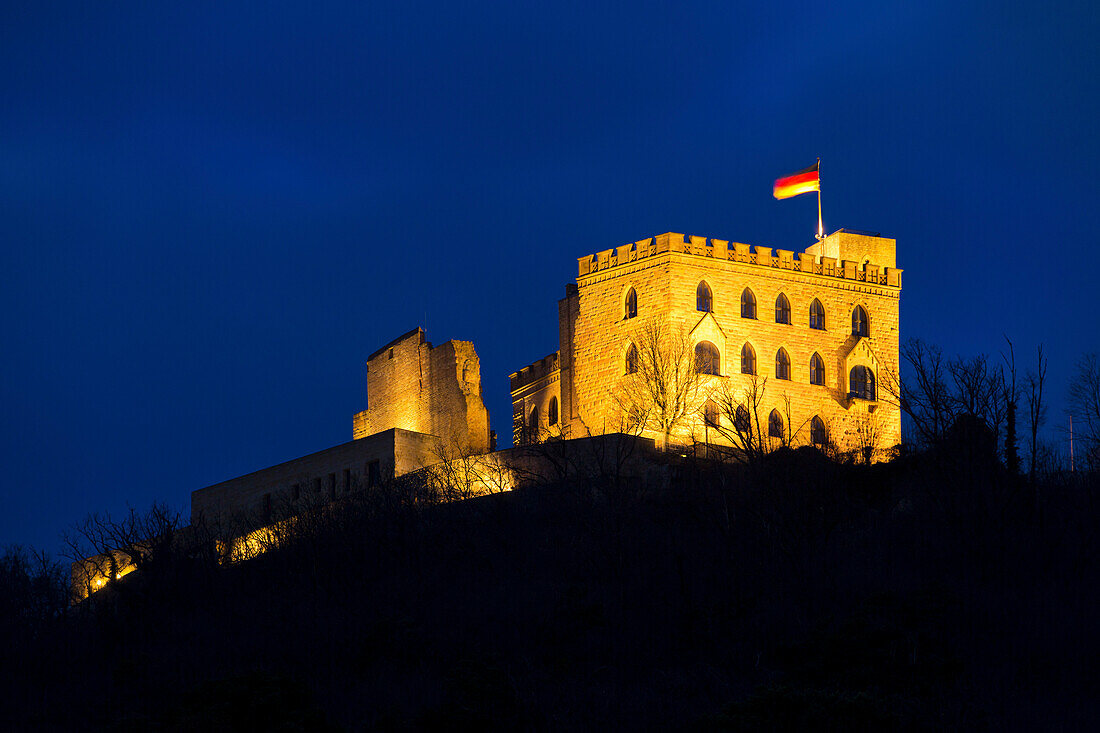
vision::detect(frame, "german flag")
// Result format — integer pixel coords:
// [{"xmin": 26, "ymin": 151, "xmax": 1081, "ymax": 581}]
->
[{"xmin": 773, "ymin": 162, "xmax": 820, "ymax": 200}]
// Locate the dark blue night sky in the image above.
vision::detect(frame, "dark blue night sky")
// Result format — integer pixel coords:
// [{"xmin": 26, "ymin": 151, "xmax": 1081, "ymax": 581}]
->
[{"xmin": 2, "ymin": 1, "xmax": 1097, "ymax": 553}]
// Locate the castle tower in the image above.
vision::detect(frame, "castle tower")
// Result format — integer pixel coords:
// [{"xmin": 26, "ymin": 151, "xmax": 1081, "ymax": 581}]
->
[
  {"xmin": 511, "ymin": 229, "xmax": 902, "ymax": 458},
  {"xmin": 353, "ymin": 327, "xmax": 490, "ymax": 456}
]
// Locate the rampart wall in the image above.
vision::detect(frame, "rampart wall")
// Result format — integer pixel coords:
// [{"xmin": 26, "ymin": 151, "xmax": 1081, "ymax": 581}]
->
[
  {"xmin": 578, "ymin": 230, "xmax": 902, "ymax": 288},
  {"xmin": 191, "ymin": 428, "xmax": 440, "ymax": 525}
]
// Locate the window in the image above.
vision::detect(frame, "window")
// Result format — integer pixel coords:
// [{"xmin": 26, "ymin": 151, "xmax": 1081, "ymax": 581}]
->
[
  {"xmin": 775, "ymin": 293, "xmax": 791, "ymax": 324},
  {"xmin": 328, "ymin": 473, "xmax": 336, "ymax": 500},
  {"xmin": 388, "ymin": 348, "xmax": 394, "ymax": 359},
  {"xmin": 734, "ymin": 405, "xmax": 751, "ymax": 434},
  {"xmin": 548, "ymin": 396, "xmax": 558, "ymax": 426},
  {"xmin": 313, "ymin": 477, "xmax": 322, "ymax": 494},
  {"xmin": 768, "ymin": 409, "xmax": 784, "ymax": 439},
  {"xmin": 775, "ymin": 348, "xmax": 791, "ymax": 380},
  {"xmin": 849, "ymin": 365, "xmax": 876, "ymax": 400},
  {"xmin": 292, "ymin": 483, "xmax": 301, "ymax": 501},
  {"xmin": 529, "ymin": 405, "xmax": 540, "ymax": 436},
  {"xmin": 811, "ymin": 416, "xmax": 827, "ymax": 447},
  {"xmin": 852, "ymin": 305, "xmax": 869, "ymax": 337},
  {"xmin": 810, "ymin": 353, "xmax": 825, "ymax": 386},
  {"xmin": 696, "ymin": 281, "xmax": 713, "ymax": 312},
  {"xmin": 695, "ymin": 341, "xmax": 720, "ymax": 375},
  {"xmin": 262, "ymin": 493, "xmax": 272, "ymax": 523},
  {"xmin": 625, "ymin": 287, "xmax": 637, "ymax": 319},
  {"xmin": 741, "ymin": 343, "xmax": 756, "ymax": 375},
  {"xmin": 625, "ymin": 343, "xmax": 638, "ymax": 374},
  {"xmin": 366, "ymin": 460, "xmax": 381, "ymax": 487},
  {"xmin": 343, "ymin": 468, "xmax": 352, "ymax": 493},
  {"xmin": 810, "ymin": 298, "xmax": 826, "ymax": 330},
  {"xmin": 741, "ymin": 288, "xmax": 757, "ymax": 319},
  {"xmin": 704, "ymin": 399, "xmax": 719, "ymax": 428}
]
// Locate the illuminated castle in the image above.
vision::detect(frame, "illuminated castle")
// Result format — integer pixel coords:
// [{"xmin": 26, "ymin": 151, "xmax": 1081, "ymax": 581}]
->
[
  {"xmin": 193, "ymin": 228, "xmax": 902, "ymax": 525},
  {"xmin": 510, "ymin": 229, "xmax": 902, "ymax": 455},
  {"xmin": 77, "ymin": 226, "xmax": 904, "ymax": 598}
]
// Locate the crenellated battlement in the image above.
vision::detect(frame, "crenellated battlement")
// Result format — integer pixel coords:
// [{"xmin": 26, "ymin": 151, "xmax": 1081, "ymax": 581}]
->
[
  {"xmin": 577, "ymin": 231, "xmax": 902, "ymax": 289},
  {"xmin": 510, "ymin": 352, "xmax": 560, "ymax": 392}
]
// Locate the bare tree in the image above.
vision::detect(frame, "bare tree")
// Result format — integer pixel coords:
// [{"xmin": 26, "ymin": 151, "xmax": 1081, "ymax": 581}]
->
[
  {"xmin": 0, "ymin": 545, "xmax": 68, "ymax": 622},
  {"xmin": 948, "ymin": 353, "xmax": 1006, "ymax": 443},
  {"xmin": 779, "ymin": 394, "xmax": 812, "ymax": 450},
  {"xmin": 1068, "ymin": 352, "xmax": 1100, "ymax": 471},
  {"xmin": 1002, "ymin": 336, "xmax": 1020, "ymax": 474},
  {"xmin": 425, "ymin": 435, "xmax": 529, "ymax": 501},
  {"xmin": 883, "ymin": 338, "xmax": 1010, "ymax": 457},
  {"xmin": 613, "ymin": 319, "xmax": 702, "ymax": 450},
  {"xmin": 707, "ymin": 374, "xmax": 774, "ymax": 463},
  {"xmin": 64, "ymin": 502, "xmax": 183, "ymax": 601},
  {"xmin": 880, "ymin": 338, "xmax": 953, "ymax": 448},
  {"xmin": 1026, "ymin": 345, "xmax": 1048, "ymax": 482},
  {"xmin": 852, "ymin": 408, "xmax": 882, "ymax": 464}
]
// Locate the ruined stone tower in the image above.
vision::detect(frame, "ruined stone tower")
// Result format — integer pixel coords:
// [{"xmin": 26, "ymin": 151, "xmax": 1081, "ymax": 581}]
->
[{"xmin": 353, "ymin": 327, "xmax": 490, "ymax": 456}]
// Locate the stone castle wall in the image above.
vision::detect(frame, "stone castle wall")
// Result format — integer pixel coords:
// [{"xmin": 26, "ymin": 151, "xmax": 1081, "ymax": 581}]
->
[
  {"xmin": 353, "ymin": 328, "xmax": 490, "ymax": 456},
  {"xmin": 191, "ymin": 428, "xmax": 441, "ymax": 525},
  {"xmin": 509, "ymin": 352, "xmax": 561, "ymax": 445},
  {"xmin": 513, "ymin": 229, "xmax": 902, "ymax": 455}
]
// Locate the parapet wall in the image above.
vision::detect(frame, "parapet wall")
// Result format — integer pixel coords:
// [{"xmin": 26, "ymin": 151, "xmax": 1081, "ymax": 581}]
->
[
  {"xmin": 578, "ymin": 231, "xmax": 902, "ymax": 289},
  {"xmin": 510, "ymin": 352, "xmax": 560, "ymax": 392}
]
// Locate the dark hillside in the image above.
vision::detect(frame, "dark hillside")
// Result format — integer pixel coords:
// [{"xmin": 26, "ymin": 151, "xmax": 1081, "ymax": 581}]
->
[{"xmin": 3, "ymin": 447, "xmax": 1097, "ymax": 731}]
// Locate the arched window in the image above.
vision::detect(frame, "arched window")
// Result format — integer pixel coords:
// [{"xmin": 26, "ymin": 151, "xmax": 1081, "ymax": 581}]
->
[
  {"xmin": 811, "ymin": 416, "xmax": 827, "ymax": 447},
  {"xmin": 734, "ymin": 405, "xmax": 751, "ymax": 435},
  {"xmin": 741, "ymin": 288, "xmax": 757, "ymax": 319},
  {"xmin": 810, "ymin": 352, "xmax": 825, "ymax": 385},
  {"xmin": 852, "ymin": 305, "xmax": 869, "ymax": 337},
  {"xmin": 809, "ymin": 298, "xmax": 826, "ymax": 330},
  {"xmin": 696, "ymin": 281, "xmax": 713, "ymax": 312},
  {"xmin": 775, "ymin": 348, "xmax": 791, "ymax": 380},
  {"xmin": 704, "ymin": 399, "xmax": 719, "ymax": 428},
  {"xmin": 528, "ymin": 405, "xmax": 540, "ymax": 436},
  {"xmin": 768, "ymin": 409, "xmax": 784, "ymax": 439},
  {"xmin": 849, "ymin": 365, "xmax": 876, "ymax": 400},
  {"xmin": 741, "ymin": 343, "xmax": 756, "ymax": 375},
  {"xmin": 548, "ymin": 396, "xmax": 558, "ymax": 426},
  {"xmin": 625, "ymin": 288, "xmax": 638, "ymax": 320},
  {"xmin": 695, "ymin": 341, "xmax": 720, "ymax": 375},
  {"xmin": 625, "ymin": 343, "xmax": 638, "ymax": 375},
  {"xmin": 775, "ymin": 293, "xmax": 791, "ymax": 324}
]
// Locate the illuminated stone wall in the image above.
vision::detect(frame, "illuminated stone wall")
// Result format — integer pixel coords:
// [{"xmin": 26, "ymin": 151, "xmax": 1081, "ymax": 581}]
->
[
  {"xmin": 353, "ymin": 328, "xmax": 490, "ymax": 456},
  {"xmin": 190, "ymin": 428, "xmax": 440, "ymax": 525},
  {"xmin": 509, "ymin": 352, "xmax": 562, "ymax": 445},
  {"xmin": 512, "ymin": 229, "xmax": 903, "ymax": 456}
]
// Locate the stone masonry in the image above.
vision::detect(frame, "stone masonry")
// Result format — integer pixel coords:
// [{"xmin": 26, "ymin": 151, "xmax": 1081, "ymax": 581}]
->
[
  {"xmin": 353, "ymin": 327, "xmax": 490, "ymax": 457},
  {"xmin": 511, "ymin": 229, "xmax": 902, "ymax": 456},
  {"xmin": 193, "ymin": 328, "xmax": 490, "ymax": 525}
]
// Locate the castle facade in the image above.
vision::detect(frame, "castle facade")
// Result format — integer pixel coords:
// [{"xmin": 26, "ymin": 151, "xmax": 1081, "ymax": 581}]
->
[
  {"xmin": 78, "ymin": 225, "xmax": 904, "ymax": 598},
  {"xmin": 194, "ymin": 227, "xmax": 902, "ymax": 527},
  {"xmin": 511, "ymin": 229, "xmax": 902, "ymax": 456}
]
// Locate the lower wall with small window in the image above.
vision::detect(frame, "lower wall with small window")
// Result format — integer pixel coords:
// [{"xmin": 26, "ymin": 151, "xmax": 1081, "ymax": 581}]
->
[{"xmin": 190, "ymin": 428, "xmax": 441, "ymax": 526}]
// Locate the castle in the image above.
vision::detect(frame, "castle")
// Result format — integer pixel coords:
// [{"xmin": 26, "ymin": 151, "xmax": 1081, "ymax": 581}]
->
[
  {"xmin": 193, "ymin": 227, "xmax": 901, "ymax": 526},
  {"xmin": 512, "ymin": 228, "xmax": 901, "ymax": 454},
  {"xmin": 75, "ymin": 226, "xmax": 901, "ymax": 596}
]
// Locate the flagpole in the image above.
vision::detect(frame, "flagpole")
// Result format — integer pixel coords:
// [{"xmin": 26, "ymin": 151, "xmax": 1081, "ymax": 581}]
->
[{"xmin": 816, "ymin": 157, "xmax": 823, "ymax": 240}]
